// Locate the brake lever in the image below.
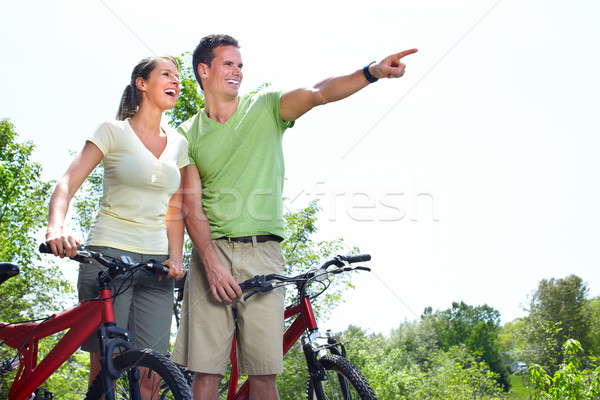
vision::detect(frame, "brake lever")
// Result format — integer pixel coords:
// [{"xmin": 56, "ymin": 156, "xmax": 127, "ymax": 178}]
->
[
  {"xmin": 243, "ymin": 289, "xmax": 261, "ymax": 301},
  {"xmin": 239, "ymin": 275, "xmax": 269, "ymax": 291},
  {"xmin": 243, "ymin": 283, "xmax": 277, "ymax": 301},
  {"xmin": 330, "ymin": 265, "xmax": 371, "ymax": 274},
  {"xmin": 242, "ymin": 279, "xmax": 288, "ymax": 301}
]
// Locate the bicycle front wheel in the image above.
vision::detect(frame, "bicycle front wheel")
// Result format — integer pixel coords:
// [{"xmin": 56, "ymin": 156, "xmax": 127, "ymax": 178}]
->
[
  {"xmin": 307, "ymin": 354, "xmax": 377, "ymax": 400},
  {"xmin": 85, "ymin": 349, "xmax": 192, "ymax": 400}
]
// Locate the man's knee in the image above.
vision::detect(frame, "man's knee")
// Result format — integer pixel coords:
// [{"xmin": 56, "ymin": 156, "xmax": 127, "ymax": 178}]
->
[
  {"xmin": 249, "ymin": 375, "xmax": 279, "ymax": 399},
  {"xmin": 192, "ymin": 372, "xmax": 221, "ymax": 388},
  {"xmin": 249, "ymin": 374, "xmax": 277, "ymax": 386}
]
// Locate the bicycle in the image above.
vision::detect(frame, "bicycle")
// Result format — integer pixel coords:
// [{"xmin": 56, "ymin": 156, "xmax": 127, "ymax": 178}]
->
[
  {"xmin": 0, "ymin": 244, "xmax": 193, "ymax": 400},
  {"xmin": 179, "ymin": 253, "xmax": 377, "ymax": 400}
]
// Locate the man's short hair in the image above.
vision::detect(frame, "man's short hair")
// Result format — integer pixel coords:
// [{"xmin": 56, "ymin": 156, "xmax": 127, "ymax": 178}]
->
[{"xmin": 192, "ymin": 34, "xmax": 239, "ymax": 90}]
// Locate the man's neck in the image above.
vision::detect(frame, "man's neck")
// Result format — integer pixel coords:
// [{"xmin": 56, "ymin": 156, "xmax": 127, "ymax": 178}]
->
[{"xmin": 204, "ymin": 93, "xmax": 239, "ymax": 124}]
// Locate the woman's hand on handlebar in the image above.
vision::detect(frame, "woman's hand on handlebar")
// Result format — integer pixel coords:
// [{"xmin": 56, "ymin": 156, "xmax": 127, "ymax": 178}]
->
[
  {"xmin": 162, "ymin": 257, "xmax": 186, "ymax": 281},
  {"xmin": 45, "ymin": 229, "xmax": 81, "ymax": 259}
]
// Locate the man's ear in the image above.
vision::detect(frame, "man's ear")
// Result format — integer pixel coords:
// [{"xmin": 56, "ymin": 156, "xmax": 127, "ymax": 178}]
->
[{"xmin": 198, "ymin": 63, "xmax": 209, "ymax": 80}]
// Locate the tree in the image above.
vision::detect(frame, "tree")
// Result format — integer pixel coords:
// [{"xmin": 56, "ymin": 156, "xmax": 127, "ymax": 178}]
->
[
  {"xmin": 330, "ymin": 325, "xmax": 507, "ymax": 400},
  {"xmin": 281, "ymin": 199, "xmax": 357, "ymax": 320},
  {"xmin": 588, "ymin": 297, "xmax": 600, "ymax": 356},
  {"xmin": 166, "ymin": 52, "xmax": 205, "ymax": 128},
  {"xmin": 497, "ymin": 317, "xmax": 528, "ymax": 366},
  {"xmin": 0, "ymin": 119, "xmax": 76, "ymax": 399},
  {"xmin": 525, "ymin": 275, "xmax": 592, "ymax": 372},
  {"xmin": 421, "ymin": 301, "xmax": 510, "ymax": 391},
  {"xmin": 0, "ymin": 119, "xmax": 72, "ymax": 321},
  {"xmin": 529, "ymin": 339, "xmax": 600, "ymax": 399}
]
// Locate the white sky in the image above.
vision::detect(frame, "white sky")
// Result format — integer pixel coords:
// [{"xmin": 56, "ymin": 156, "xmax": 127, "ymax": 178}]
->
[{"xmin": 1, "ymin": 0, "xmax": 599, "ymax": 335}]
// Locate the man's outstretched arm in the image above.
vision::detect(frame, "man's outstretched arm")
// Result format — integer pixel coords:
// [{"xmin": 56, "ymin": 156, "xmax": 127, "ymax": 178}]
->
[{"xmin": 280, "ymin": 48, "xmax": 418, "ymax": 122}]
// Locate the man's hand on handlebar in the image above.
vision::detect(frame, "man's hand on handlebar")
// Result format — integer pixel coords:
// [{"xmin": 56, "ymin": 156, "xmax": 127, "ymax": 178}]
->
[{"xmin": 205, "ymin": 259, "xmax": 243, "ymax": 303}]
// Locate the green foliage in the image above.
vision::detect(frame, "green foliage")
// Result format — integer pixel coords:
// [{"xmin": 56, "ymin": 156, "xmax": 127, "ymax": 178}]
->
[
  {"xmin": 166, "ymin": 52, "xmax": 205, "ymax": 128},
  {"xmin": 0, "ymin": 119, "xmax": 72, "ymax": 321},
  {"xmin": 588, "ymin": 297, "xmax": 600, "ymax": 356},
  {"xmin": 529, "ymin": 339, "xmax": 600, "ymax": 399},
  {"xmin": 421, "ymin": 301, "xmax": 510, "ymax": 391},
  {"xmin": 525, "ymin": 275, "xmax": 592, "ymax": 373},
  {"xmin": 71, "ymin": 160, "xmax": 103, "ymax": 238},
  {"xmin": 498, "ymin": 318, "xmax": 528, "ymax": 366},
  {"xmin": 328, "ymin": 325, "xmax": 508, "ymax": 400},
  {"xmin": 0, "ymin": 119, "xmax": 80, "ymax": 398},
  {"xmin": 389, "ymin": 317, "xmax": 439, "ymax": 367},
  {"xmin": 278, "ymin": 343, "xmax": 309, "ymax": 399},
  {"xmin": 37, "ymin": 339, "xmax": 89, "ymax": 399},
  {"xmin": 276, "ymin": 201, "xmax": 362, "ymax": 396},
  {"xmin": 0, "ymin": 119, "xmax": 52, "ymax": 266},
  {"xmin": 281, "ymin": 199, "xmax": 358, "ymax": 321}
]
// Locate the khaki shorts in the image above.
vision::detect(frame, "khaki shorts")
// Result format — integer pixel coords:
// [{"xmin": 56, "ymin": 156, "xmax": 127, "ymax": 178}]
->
[
  {"xmin": 171, "ymin": 239, "xmax": 285, "ymax": 376},
  {"xmin": 77, "ymin": 246, "xmax": 173, "ymax": 354}
]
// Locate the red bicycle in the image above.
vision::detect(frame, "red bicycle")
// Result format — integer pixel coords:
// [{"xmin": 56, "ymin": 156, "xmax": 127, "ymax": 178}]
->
[
  {"xmin": 0, "ymin": 245, "xmax": 192, "ymax": 400},
  {"xmin": 220, "ymin": 253, "xmax": 378, "ymax": 400}
]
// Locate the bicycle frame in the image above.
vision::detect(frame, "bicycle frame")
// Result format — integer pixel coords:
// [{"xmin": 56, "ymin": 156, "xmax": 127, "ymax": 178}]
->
[
  {"xmin": 0, "ymin": 288, "xmax": 117, "ymax": 400},
  {"xmin": 226, "ymin": 295, "xmax": 321, "ymax": 399}
]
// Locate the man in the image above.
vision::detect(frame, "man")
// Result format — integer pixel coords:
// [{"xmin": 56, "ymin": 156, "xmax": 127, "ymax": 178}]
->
[{"xmin": 171, "ymin": 34, "xmax": 417, "ymax": 400}]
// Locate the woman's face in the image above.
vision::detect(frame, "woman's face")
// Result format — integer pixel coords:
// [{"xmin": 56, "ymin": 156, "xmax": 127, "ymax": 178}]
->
[{"xmin": 137, "ymin": 59, "xmax": 181, "ymax": 111}]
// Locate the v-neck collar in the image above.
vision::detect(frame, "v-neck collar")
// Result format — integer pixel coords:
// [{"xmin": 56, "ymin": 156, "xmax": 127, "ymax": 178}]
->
[
  {"xmin": 125, "ymin": 119, "xmax": 168, "ymax": 160},
  {"xmin": 202, "ymin": 96, "xmax": 241, "ymax": 127}
]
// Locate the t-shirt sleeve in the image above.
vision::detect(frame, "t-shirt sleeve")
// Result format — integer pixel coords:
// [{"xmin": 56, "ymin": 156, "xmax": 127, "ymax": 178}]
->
[
  {"xmin": 176, "ymin": 137, "xmax": 191, "ymax": 169},
  {"xmin": 177, "ymin": 119, "xmax": 196, "ymax": 165},
  {"xmin": 261, "ymin": 91, "xmax": 294, "ymax": 132},
  {"xmin": 87, "ymin": 122, "xmax": 114, "ymax": 155}
]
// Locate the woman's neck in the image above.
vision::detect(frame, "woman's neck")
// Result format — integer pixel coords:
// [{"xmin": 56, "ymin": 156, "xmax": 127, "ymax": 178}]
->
[{"xmin": 129, "ymin": 106, "xmax": 163, "ymax": 137}]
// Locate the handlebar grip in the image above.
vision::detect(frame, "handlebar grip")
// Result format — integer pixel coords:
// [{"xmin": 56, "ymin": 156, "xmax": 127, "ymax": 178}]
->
[
  {"xmin": 342, "ymin": 254, "xmax": 371, "ymax": 263},
  {"xmin": 239, "ymin": 275, "xmax": 263, "ymax": 291},
  {"xmin": 147, "ymin": 260, "xmax": 169, "ymax": 275},
  {"xmin": 39, "ymin": 243, "xmax": 86, "ymax": 257},
  {"xmin": 39, "ymin": 243, "xmax": 52, "ymax": 254}
]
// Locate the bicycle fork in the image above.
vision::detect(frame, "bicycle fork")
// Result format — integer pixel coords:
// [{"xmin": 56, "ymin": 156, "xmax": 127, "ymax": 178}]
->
[
  {"xmin": 302, "ymin": 329, "xmax": 350, "ymax": 400},
  {"xmin": 97, "ymin": 323, "xmax": 135, "ymax": 400},
  {"xmin": 302, "ymin": 329, "xmax": 345, "ymax": 378}
]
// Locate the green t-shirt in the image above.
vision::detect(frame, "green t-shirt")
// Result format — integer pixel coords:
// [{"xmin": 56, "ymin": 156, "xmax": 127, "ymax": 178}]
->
[{"xmin": 178, "ymin": 91, "xmax": 293, "ymax": 239}]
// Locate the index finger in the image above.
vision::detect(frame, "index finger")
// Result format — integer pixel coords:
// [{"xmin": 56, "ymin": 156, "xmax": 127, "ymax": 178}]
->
[{"xmin": 396, "ymin": 48, "xmax": 419, "ymax": 59}]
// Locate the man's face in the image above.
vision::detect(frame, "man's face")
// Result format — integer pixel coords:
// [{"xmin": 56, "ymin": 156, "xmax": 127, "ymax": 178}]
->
[{"xmin": 202, "ymin": 45, "xmax": 243, "ymax": 98}]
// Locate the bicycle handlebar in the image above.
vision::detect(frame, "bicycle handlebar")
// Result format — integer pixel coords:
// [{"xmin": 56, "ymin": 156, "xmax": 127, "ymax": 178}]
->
[
  {"xmin": 38, "ymin": 243, "xmax": 169, "ymax": 276},
  {"xmin": 238, "ymin": 254, "xmax": 371, "ymax": 301}
]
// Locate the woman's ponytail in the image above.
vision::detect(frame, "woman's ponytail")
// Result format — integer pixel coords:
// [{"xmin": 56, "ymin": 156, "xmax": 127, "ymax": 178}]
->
[
  {"xmin": 115, "ymin": 55, "xmax": 178, "ymax": 121},
  {"xmin": 116, "ymin": 83, "xmax": 138, "ymax": 121}
]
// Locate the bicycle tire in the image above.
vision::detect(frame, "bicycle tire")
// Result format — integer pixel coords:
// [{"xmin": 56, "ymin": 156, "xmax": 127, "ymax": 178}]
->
[
  {"xmin": 307, "ymin": 354, "xmax": 377, "ymax": 400},
  {"xmin": 85, "ymin": 349, "xmax": 192, "ymax": 400}
]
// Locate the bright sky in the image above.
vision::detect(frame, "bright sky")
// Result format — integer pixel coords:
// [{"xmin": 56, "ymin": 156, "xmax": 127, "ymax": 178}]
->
[{"xmin": 1, "ymin": 0, "xmax": 599, "ymax": 335}]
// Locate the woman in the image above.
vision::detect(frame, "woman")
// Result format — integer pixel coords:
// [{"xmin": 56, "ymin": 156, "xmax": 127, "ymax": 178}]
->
[{"xmin": 45, "ymin": 55, "xmax": 189, "ymax": 384}]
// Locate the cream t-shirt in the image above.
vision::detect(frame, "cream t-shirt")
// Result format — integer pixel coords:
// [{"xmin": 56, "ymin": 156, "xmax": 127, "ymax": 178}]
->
[{"xmin": 85, "ymin": 119, "xmax": 190, "ymax": 254}]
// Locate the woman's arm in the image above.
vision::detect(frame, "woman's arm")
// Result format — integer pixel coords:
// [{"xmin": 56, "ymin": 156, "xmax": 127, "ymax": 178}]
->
[
  {"xmin": 46, "ymin": 141, "xmax": 104, "ymax": 258},
  {"xmin": 163, "ymin": 171, "xmax": 186, "ymax": 281}
]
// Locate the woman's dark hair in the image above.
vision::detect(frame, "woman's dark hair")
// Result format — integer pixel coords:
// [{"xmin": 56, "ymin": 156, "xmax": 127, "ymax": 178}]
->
[
  {"xmin": 192, "ymin": 34, "xmax": 239, "ymax": 90},
  {"xmin": 116, "ymin": 55, "xmax": 179, "ymax": 120}
]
